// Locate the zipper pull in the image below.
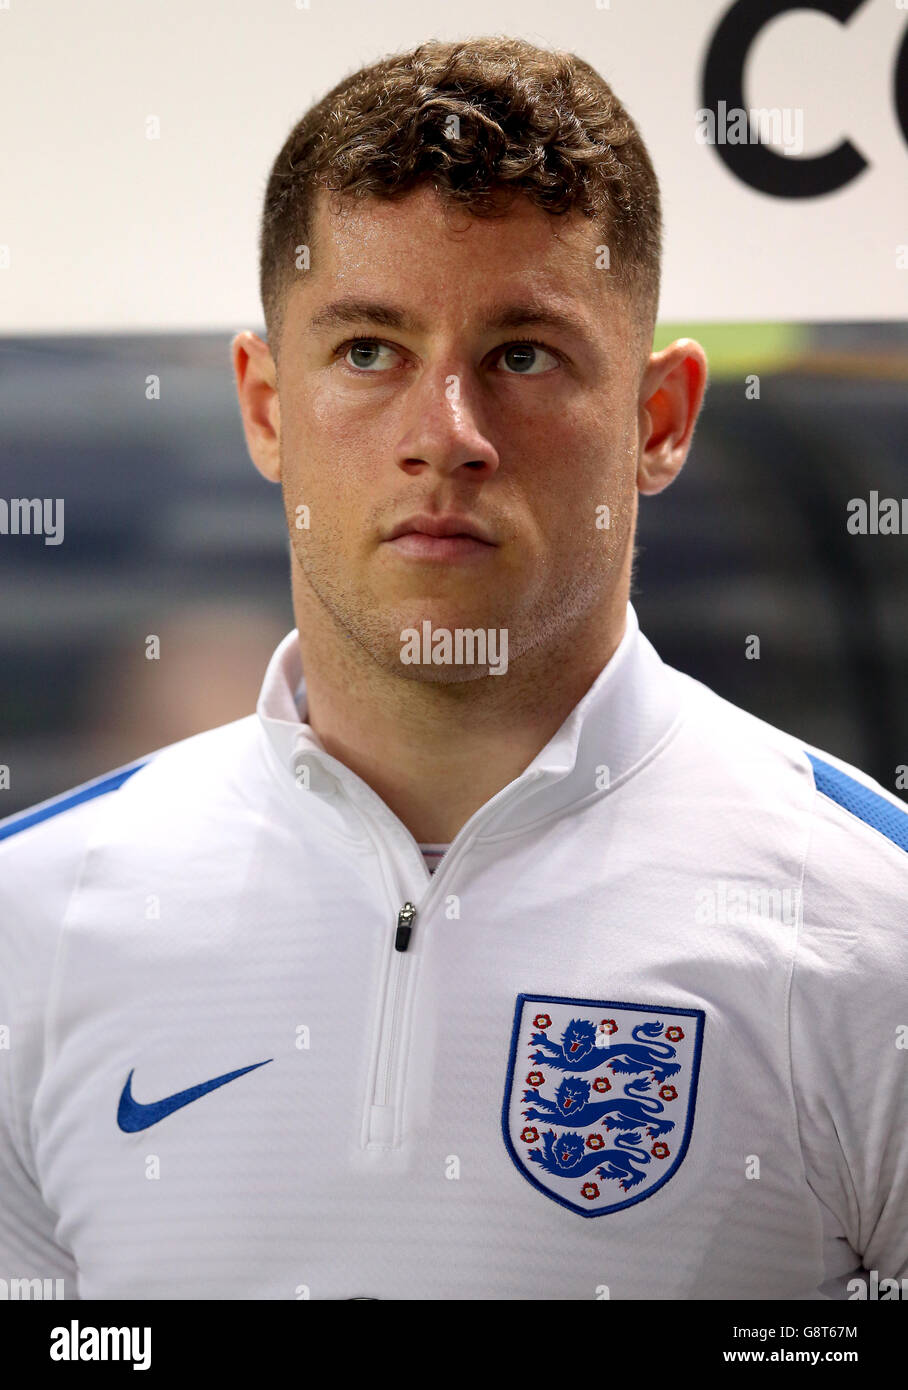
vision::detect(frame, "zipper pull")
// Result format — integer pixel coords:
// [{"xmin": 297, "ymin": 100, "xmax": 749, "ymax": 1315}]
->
[{"xmin": 394, "ymin": 901, "xmax": 417, "ymax": 952}]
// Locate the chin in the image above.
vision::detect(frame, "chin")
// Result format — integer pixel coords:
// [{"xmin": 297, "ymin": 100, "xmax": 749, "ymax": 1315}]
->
[
  {"xmin": 361, "ymin": 606, "xmax": 514, "ymax": 682},
  {"xmin": 392, "ymin": 660, "xmax": 497, "ymax": 686}
]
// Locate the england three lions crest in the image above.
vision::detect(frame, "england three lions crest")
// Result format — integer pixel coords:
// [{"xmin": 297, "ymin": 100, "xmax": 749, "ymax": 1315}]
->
[{"xmin": 502, "ymin": 995, "xmax": 705, "ymax": 1217}]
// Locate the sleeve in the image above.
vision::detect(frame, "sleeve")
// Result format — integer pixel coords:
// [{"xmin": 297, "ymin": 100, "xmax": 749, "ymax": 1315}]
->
[
  {"xmin": 0, "ymin": 805, "xmax": 97, "ymax": 1299},
  {"xmin": 789, "ymin": 760, "xmax": 908, "ymax": 1297}
]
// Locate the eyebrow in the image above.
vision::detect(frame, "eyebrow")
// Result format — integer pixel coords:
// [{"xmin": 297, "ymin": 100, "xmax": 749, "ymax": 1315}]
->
[{"xmin": 306, "ymin": 297, "xmax": 593, "ymax": 343}]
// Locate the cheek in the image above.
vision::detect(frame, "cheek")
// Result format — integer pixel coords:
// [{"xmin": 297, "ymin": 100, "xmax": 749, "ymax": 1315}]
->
[
  {"xmin": 523, "ymin": 414, "xmax": 636, "ymax": 551},
  {"xmin": 280, "ymin": 382, "xmax": 378, "ymax": 499}
]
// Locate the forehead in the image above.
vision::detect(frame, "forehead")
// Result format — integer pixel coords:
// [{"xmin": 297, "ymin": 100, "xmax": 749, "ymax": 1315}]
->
[{"xmin": 292, "ymin": 182, "xmax": 621, "ymax": 328}]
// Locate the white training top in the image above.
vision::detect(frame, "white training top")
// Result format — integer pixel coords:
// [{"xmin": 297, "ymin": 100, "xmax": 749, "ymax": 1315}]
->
[{"xmin": 1, "ymin": 602, "xmax": 906, "ymax": 1300}]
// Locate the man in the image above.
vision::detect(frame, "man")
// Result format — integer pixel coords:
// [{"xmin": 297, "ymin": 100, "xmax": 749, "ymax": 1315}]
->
[{"xmin": 1, "ymin": 37, "xmax": 905, "ymax": 1301}]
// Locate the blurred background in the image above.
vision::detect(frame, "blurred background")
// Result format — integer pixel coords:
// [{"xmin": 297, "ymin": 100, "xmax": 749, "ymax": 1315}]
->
[
  {"xmin": 1, "ymin": 0, "xmax": 907, "ymax": 817},
  {"xmin": 0, "ymin": 320, "xmax": 906, "ymax": 817}
]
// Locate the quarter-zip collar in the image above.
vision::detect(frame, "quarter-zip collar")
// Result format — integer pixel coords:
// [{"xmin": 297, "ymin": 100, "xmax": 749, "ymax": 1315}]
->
[{"xmin": 255, "ymin": 601, "xmax": 687, "ymax": 838}]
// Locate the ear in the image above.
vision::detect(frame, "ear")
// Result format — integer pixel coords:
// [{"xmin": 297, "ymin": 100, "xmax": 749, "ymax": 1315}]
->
[
  {"xmin": 637, "ymin": 339, "xmax": 708, "ymax": 496},
  {"xmin": 231, "ymin": 331, "xmax": 281, "ymax": 483}
]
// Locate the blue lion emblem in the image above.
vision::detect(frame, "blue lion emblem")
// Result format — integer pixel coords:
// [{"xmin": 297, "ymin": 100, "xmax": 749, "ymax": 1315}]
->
[
  {"xmin": 522, "ymin": 1074, "xmax": 675, "ymax": 1138},
  {"xmin": 530, "ymin": 1018, "xmax": 681, "ymax": 1081},
  {"xmin": 528, "ymin": 1129, "xmax": 652, "ymax": 1190},
  {"xmin": 504, "ymin": 995, "xmax": 705, "ymax": 1217}
]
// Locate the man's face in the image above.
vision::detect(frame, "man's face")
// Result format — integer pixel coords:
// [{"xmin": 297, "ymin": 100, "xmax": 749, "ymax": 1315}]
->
[{"xmin": 273, "ymin": 183, "xmax": 647, "ymax": 679}]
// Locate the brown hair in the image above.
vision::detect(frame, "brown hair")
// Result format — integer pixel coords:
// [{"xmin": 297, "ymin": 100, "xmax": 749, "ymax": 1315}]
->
[{"xmin": 259, "ymin": 36, "xmax": 662, "ymax": 361}]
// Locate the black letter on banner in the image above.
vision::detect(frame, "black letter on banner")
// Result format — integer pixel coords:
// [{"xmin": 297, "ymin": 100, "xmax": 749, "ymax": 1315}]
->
[
  {"xmin": 701, "ymin": 0, "xmax": 870, "ymax": 197},
  {"xmin": 895, "ymin": 22, "xmax": 908, "ymax": 151}
]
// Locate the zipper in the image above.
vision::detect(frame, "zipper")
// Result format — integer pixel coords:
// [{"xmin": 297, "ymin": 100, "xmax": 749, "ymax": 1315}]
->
[
  {"xmin": 394, "ymin": 901, "xmax": 416, "ymax": 951},
  {"xmin": 361, "ymin": 770, "xmax": 546, "ymax": 1148},
  {"xmin": 366, "ymin": 866, "xmax": 457, "ymax": 1146},
  {"xmin": 369, "ymin": 904, "xmax": 416, "ymax": 1127}
]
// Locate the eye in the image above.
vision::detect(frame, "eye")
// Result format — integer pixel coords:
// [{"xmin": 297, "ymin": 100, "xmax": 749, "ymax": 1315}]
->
[
  {"xmin": 339, "ymin": 339, "xmax": 401, "ymax": 372},
  {"xmin": 495, "ymin": 341, "xmax": 560, "ymax": 375}
]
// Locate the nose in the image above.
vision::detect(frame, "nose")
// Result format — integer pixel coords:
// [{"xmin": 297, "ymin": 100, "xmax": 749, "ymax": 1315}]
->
[{"xmin": 395, "ymin": 366, "xmax": 500, "ymax": 481}]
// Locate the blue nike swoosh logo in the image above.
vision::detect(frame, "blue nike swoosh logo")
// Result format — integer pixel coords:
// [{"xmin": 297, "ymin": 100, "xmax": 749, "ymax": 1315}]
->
[{"xmin": 117, "ymin": 1060, "xmax": 272, "ymax": 1132}]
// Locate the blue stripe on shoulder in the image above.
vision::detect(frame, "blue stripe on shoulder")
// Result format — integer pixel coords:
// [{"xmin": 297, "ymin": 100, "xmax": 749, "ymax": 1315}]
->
[
  {"xmin": 806, "ymin": 752, "xmax": 908, "ymax": 855},
  {"xmin": 0, "ymin": 759, "xmax": 149, "ymax": 843}
]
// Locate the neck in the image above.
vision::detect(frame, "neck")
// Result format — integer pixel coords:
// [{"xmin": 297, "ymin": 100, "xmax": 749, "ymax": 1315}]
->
[{"xmin": 291, "ymin": 569, "xmax": 629, "ymax": 845}]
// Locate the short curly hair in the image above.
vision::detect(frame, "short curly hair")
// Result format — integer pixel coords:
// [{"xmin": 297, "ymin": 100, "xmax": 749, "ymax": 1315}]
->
[{"xmin": 259, "ymin": 36, "xmax": 662, "ymax": 362}]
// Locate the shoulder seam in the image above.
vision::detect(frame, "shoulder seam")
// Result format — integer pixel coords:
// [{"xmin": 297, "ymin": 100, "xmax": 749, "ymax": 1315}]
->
[
  {"xmin": 783, "ymin": 753, "xmax": 822, "ymax": 1205},
  {"xmin": 0, "ymin": 757, "xmax": 152, "ymax": 843},
  {"xmin": 804, "ymin": 751, "xmax": 908, "ymax": 859}
]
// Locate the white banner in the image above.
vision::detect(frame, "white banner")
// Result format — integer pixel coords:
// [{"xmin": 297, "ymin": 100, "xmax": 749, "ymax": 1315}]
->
[{"xmin": 1, "ymin": 0, "xmax": 906, "ymax": 330}]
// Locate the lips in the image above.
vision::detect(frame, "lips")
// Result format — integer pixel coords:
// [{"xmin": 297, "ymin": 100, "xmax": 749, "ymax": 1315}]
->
[
  {"xmin": 382, "ymin": 513, "xmax": 498, "ymax": 561},
  {"xmin": 386, "ymin": 532, "xmax": 492, "ymax": 560},
  {"xmin": 386, "ymin": 517, "xmax": 492, "ymax": 542}
]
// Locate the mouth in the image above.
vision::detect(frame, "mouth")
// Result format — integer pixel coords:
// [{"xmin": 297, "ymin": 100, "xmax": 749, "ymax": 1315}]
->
[
  {"xmin": 383, "ymin": 514, "xmax": 498, "ymax": 562},
  {"xmin": 385, "ymin": 532, "xmax": 494, "ymax": 561}
]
